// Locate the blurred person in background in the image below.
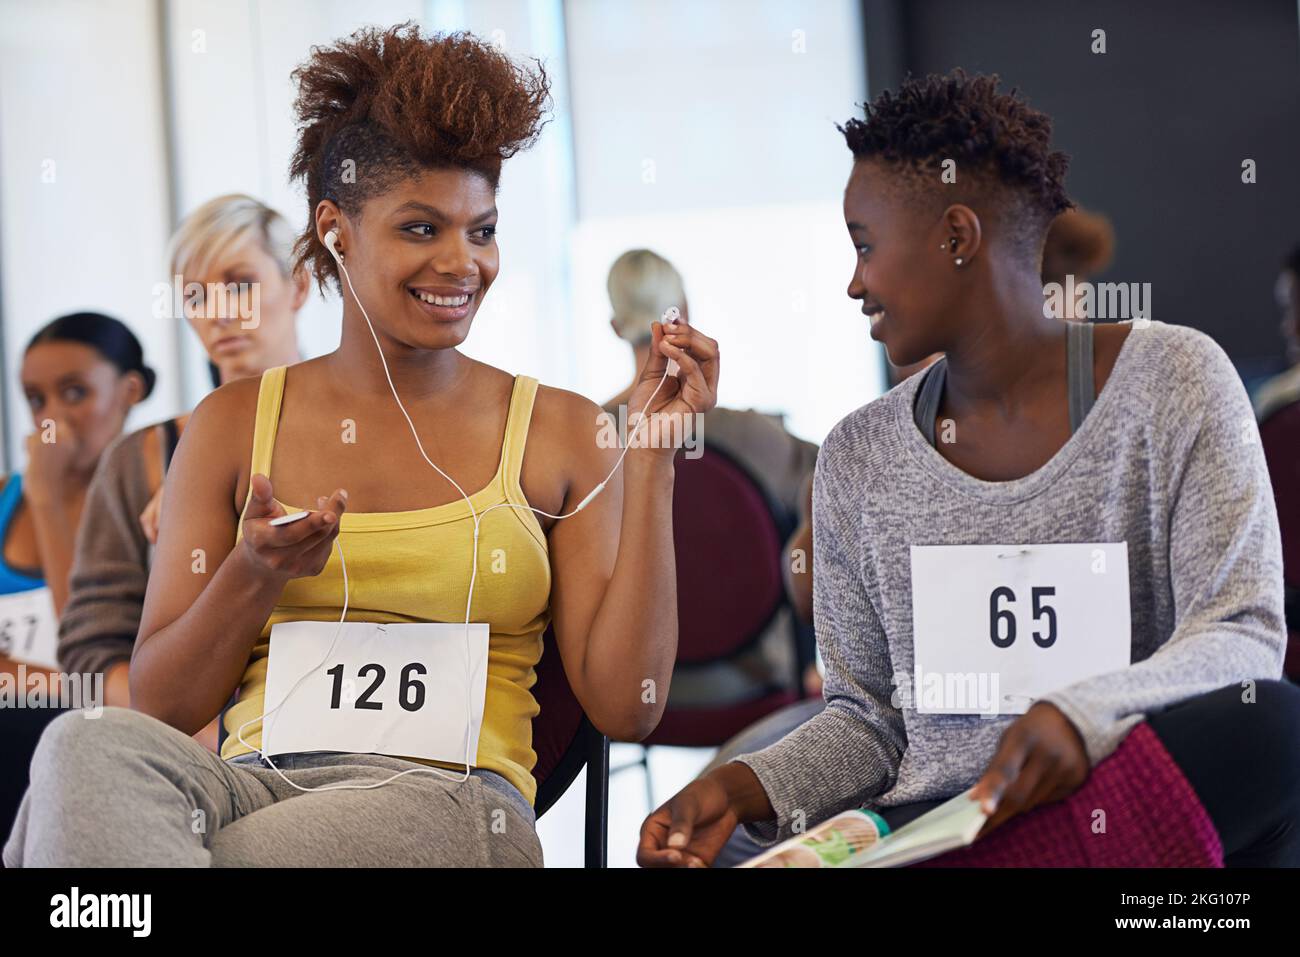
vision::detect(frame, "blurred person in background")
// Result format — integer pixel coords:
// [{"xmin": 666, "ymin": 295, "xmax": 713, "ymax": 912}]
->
[
  {"xmin": 0, "ymin": 311, "xmax": 153, "ymax": 850},
  {"xmin": 1256, "ymin": 244, "xmax": 1300, "ymax": 679},
  {"xmin": 1253, "ymin": 244, "xmax": 1300, "ymax": 423},
  {"xmin": 1040, "ymin": 206, "xmax": 1115, "ymax": 320},
  {"xmin": 1, "ymin": 313, "xmax": 153, "ymax": 619},
  {"xmin": 603, "ymin": 249, "xmax": 819, "ymax": 703},
  {"xmin": 58, "ymin": 194, "xmax": 307, "ymax": 734}
]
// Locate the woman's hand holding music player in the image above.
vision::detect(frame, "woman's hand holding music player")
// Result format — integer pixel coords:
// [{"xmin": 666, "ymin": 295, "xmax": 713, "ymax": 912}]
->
[{"xmin": 238, "ymin": 473, "xmax": 349, "ymax": 583}]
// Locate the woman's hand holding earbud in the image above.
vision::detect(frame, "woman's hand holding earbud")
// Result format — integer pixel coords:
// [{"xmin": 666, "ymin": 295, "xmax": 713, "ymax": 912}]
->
[
  {"xmin": 625, "ymin": 317, "xmax": 719, "ymax": 458},
  {"xmin": 237, "ymin": 473, "xmax": 348, "ymax": 584}
]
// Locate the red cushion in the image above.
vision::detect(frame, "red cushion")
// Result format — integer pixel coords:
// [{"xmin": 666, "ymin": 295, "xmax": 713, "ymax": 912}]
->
[
  {"xmin": 672, "ymin": 449, "xmax": 786, "ymax": 664},
  {"xmin": 530, "ymin": 447, "xmax": 795, "ymax": 764},
  {"xmin": 915, "ymin": 722, "xmax": 1222, "ymax": 867}
]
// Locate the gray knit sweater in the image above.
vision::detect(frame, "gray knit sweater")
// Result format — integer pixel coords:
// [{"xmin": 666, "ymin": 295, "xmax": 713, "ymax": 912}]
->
[{"xmin": 735, "ymin": 321, "xmax": 1286, "ymax": 845}]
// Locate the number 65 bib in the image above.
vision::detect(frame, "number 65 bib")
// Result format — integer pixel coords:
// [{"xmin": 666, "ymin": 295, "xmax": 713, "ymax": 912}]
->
[
  {"xmin": 910, "ymin": 543, "xmax": 1131, "ymax": 715},
  {"xmin": 261, "ymin": 621, "xmax": 489, "ymax": 765}
]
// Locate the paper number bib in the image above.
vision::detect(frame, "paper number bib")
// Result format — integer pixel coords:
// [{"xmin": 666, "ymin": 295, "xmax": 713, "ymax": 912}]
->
[
  {"xmin": 260, "ymin": 621, "xmax": 489, "ymax": 765},
  {"xmin": 0, "ymin": 587, "xmax": 60, "ymax": 670},
  {"xmin": 910, "ymin": 543, "xmax": 1131, "ymax": 715}
]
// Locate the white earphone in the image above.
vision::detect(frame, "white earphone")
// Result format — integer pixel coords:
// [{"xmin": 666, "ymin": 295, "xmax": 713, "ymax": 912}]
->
[
  {"xmin": 324, "ymin": 228, "xmax": 342, "ymax": 261},
  {"xmin": 238, "ymin": 224, "xmax": 675, "ymax": 794}
]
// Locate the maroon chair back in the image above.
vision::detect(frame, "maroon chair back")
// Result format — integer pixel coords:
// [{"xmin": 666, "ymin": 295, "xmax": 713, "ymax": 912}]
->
[
  {"xmin": 670, "ymin": 446, "xmax": 789, "ymax": 664},
  {"xmin": 644, "ymin": 445, "xmax": 800, "ymax": 747},
  {"xmin": 530, "ymin": 624, "xmax": 609, "ymax": 865},
  {"xmin": 530, "ymin": 623, "xmax": 585, "ymax": 814}
]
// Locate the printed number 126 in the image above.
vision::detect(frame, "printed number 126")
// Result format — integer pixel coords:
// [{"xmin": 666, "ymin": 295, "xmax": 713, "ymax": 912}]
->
[{"xmin": 325, "ymin": 662, "xmax": 428, "ymax": 712}]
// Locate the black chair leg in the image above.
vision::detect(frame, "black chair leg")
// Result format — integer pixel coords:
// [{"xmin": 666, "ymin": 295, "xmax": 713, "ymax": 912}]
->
[
  {"xmin": 641, "ymin": 744, "xmax": 655, "ymax": 813},
  {"xmin": 585, "ymin": 726, "xmax": 609, "ymax": 868}
]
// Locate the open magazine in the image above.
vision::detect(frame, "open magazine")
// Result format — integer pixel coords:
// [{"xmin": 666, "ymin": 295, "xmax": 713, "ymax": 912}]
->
[{"xmin": 739, "ymin": 789, "xmax": 988, "ymax": 868}]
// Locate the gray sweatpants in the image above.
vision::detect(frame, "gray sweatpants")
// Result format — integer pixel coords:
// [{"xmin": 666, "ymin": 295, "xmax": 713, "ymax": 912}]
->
[{"xmin": 3, "ymin": 707, "xmax": 543, "ymax": 867}]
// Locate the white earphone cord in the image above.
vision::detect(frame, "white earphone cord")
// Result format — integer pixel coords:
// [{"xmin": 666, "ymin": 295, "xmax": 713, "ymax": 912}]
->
[{"xmin": 237, "ymin": 236, "xmax": 674, "ymax": 793}]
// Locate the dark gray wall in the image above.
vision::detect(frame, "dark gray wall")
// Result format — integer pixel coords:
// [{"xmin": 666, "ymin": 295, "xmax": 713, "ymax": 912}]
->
[{"xmin": 862, "ymin": 0, "xmax": 1300, "ymax": 370}]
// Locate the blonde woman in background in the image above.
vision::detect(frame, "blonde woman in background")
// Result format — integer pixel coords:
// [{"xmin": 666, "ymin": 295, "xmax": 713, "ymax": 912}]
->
[
  {"xmin": 603, "ymin": 249, "xmax": 820, "ymax": 705},
  {"xmin": 57, "ymin": 194, "xmax": 307, "ymax": 726}
]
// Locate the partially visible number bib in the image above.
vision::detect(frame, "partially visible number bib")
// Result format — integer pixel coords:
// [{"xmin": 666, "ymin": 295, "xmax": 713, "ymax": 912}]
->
[
  {"xmin": 0, "ymin": 587, "xmax": 59, "ymax": 670},
  {"xmin": 261, "ymin": 621, "xmax": 489, "ymax": 765},
  {"xmin": 910, "ymin": 543, "xmax": 1131, "ymax": 715}
]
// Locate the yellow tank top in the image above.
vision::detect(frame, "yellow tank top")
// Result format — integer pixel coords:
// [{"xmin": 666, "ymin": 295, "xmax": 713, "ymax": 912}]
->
[{"xmin": 220, "ymin": 366, "xmax": 552, "ymax": 805}]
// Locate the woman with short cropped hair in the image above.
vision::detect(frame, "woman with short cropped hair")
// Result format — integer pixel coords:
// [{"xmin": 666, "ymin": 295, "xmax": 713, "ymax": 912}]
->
[{"xmin": 640, "ymin": 71, "xmax": 1299, "ymax": 869}]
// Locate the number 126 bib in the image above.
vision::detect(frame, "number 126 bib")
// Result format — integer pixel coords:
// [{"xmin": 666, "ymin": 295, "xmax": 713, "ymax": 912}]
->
[
  {"xmin": 910, "ymin": 543, "xmax": 1131, "ymax": 715},
  {"xmin": 260, "ymin": 621, "xmax": 489, "ymax": 765}
]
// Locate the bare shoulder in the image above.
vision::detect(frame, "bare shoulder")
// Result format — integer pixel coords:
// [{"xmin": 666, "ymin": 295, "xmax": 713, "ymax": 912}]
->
[
  {"xmin": 532, "ymin": 382, "xmax": 611, "ymax": 452},
  {"xmin": 500, "ymin": 380, "xmax": 608, "ymax": 523},
  {"xmin": 533, "ymin": 380, "xmax": 604, "ymax": 415},
  {"xmin": 531, "ymin": 382, "xmax": 619, "ymax": 496},
  {"xmin": 178, "ymin": 374, "xmax": 264, "ymax": 512},
  {"xmin": 188, "ymin": 374, "xmax": 262, "ymax": 431}
]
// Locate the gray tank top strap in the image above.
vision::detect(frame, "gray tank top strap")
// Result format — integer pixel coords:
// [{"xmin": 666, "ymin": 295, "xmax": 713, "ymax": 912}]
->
[
  {"xmin": 913, "ymin": 357, "xmax": 948, "ymax": 445},
  {"xmin": 1067, "ymin": 320, "xmax": 1096, "ymax": 433},
  {"xmin": 914, "ymin": 321, "xmax": 1097, "ymax": 447}
]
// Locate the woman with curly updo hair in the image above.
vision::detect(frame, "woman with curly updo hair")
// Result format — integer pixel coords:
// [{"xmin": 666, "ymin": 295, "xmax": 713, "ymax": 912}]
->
[
  {"xmin": 642, "ymin": 71, "xmax": 1299, "ymax": 868},
  {"xmin": 6, "ymin": 24, "xmax": 717, "ymax": 868}
]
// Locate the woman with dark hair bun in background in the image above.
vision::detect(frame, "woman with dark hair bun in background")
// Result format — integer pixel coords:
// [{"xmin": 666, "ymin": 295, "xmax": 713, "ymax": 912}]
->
[
  {"xmin": 2, "ymin": 312, "xmax": 153, "ymax": 621},
  {"xmin": 0, "ymin": 311, "xmax": 152, "ymax": 854}
]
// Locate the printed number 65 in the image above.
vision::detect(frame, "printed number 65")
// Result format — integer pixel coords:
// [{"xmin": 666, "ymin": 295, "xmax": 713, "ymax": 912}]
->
[{"xmin": 989, "ymin": 586, "xmax": 1057, "ymax": 648}]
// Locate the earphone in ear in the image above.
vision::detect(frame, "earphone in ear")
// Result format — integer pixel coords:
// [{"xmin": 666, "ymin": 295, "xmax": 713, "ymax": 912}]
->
[{"xmin": 324, "ymin": 229, "xmax": 342, "ymax": 263}]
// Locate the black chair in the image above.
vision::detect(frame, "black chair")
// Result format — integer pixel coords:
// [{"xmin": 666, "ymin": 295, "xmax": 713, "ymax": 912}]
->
[
  {"xmin": 530, "ymin": 623, "xmax": 609, "ymax": 868},
  {"xmin": 532, "ymin": 715, "xmax": 608, "ymax": 867}
]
